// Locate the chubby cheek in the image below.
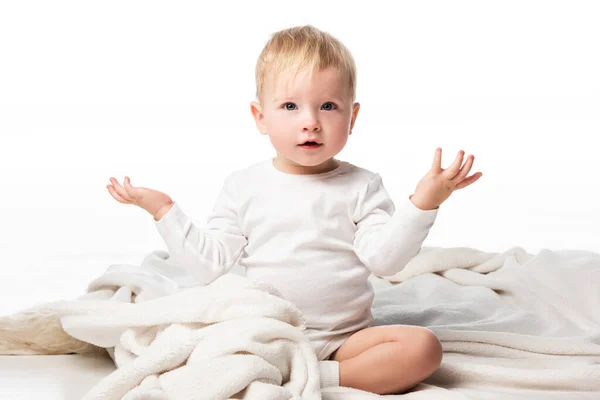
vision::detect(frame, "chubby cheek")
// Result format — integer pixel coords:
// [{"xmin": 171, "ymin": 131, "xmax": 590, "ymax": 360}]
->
[
  {"xmin": 330, "ymin": 133, "xmax": 349, "ymax": 152},
  {"xmin": 266, "ymin": 114, "xmax": 288, "ymax": 134},
  {"xmin": 267, "ymin": 131, "xmax": 294, "ymax": 154},
  {"xmin": 265, "ymin": 116, "xmax": 294, "ymax": 149}
]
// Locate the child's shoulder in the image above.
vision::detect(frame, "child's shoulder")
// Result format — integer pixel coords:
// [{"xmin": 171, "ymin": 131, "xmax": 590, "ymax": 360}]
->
[
  {"xmin": 341, "ymin": 161, "xmax": 380, "ymax": 183},
  {"xmin": 335, "ymin": 161, "xmax": 384, "ymax": 193}
]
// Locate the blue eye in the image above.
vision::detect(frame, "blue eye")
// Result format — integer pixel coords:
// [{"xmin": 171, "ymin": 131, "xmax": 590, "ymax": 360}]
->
[
  {"xmin": 282, "ymin": 102, "xmax": 337, "ymax": 111},
  {"xmin": 322, "ymin": 102, "xmax": 337, "ymax": 111}
]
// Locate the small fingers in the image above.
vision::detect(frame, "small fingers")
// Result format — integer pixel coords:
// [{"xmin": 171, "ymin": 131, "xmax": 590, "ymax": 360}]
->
[
  {"xmin": 452, "ymin": 154, "xmax": 474, "ymax": 182},
  {"xmin": 123, "ymin": 176, "xmax": 135, "ymax": 194},
  {"xmin": 431, "ymin": 148, "xmax": 442, "ymax": 171},
  {"xmin": 110, "ymin": 177, "xmax": 134, "ymax": 202},
  {"xmin": 107, "ymin": 184, "xmax": 131, "ymax": 204},
  {"xmin": 455, "ymin": 172, "xmax": 483, "ymax": 190},
  {"xmin": 444, "ymin": 150, "xmax": 464, "ymax": 178}
]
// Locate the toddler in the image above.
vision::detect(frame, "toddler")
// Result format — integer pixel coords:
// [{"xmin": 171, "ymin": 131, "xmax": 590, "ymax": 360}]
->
[{"xmin": 107, "ymin": 25, "xmax": 482, "ymax": 395}]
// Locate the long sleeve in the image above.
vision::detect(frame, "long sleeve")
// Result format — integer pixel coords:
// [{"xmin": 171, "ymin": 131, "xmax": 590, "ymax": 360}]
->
[
  {"xmin": 154, "ymin": 174, "xmax": 248, "ymax": 285},
  {"xmin": 352, "ymin": 174, "xmax": 438, "ymax": 277}
]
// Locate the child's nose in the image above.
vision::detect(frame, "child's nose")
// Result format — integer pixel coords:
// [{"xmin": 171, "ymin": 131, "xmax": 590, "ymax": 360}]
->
[{"xmin": 302, "ymin": 113, "xmax": 321, "ymax": 131}]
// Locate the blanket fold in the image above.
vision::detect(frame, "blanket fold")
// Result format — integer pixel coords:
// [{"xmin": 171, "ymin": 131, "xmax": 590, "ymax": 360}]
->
[
  {"xmin": 364, "ymin": 246, "xmax": 600, "ymax": 399},
  {"xmin": 1, "ymin": 250, "xmax": 322, "ymax": 400},
  {"xmin": 2, "ymin": 245, "xmax": 600, "ymax": 400}
]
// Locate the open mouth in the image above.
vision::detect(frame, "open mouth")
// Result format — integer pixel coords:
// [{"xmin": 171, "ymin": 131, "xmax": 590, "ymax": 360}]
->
[{"xmin": 298, "ymin": 141, "xmax": 323, "ymax": 149}]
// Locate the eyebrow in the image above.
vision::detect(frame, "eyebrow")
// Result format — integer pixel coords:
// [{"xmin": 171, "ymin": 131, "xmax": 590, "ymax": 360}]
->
[{"xmin": 272, "ymin": 96, "xmax": 345, "ymax": 104}]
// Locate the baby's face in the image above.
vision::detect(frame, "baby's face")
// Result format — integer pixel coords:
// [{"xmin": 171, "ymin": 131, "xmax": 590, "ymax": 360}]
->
[{"xmin": 251, "ymin": 66, "xmax": 359, "ymax": 173}]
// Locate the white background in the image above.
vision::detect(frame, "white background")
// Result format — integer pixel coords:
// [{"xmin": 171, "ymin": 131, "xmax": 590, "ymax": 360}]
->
[{"xmin": 1, "ymin": 1, "xmax": 599, "ymax": 312}]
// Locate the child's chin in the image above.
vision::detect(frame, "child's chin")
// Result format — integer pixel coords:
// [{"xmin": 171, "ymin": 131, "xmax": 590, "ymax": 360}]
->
[{"xmin": 293, "ymin": 157, "xmax": 330, "ymax": 167}]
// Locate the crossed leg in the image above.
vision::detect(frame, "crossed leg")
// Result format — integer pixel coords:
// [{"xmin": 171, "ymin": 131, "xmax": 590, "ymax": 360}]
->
[{"xmin": 329, "ymin": 325, "xmax": 443, "ymax": 395}]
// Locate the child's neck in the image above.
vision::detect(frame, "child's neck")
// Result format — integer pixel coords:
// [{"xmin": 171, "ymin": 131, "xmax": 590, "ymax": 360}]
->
[{"xmin": 272, "ymin": 156, "xmax": 339, "ymax": 175}]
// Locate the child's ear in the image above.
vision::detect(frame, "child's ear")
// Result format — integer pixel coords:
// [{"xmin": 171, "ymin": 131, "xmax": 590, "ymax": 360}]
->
[
  {"xmin": 250, "ymin": 101, "xmax": 268, "ymax": 135},
  {"xmin": 349, "ymin": 102, "xmax": 360, "ymax": 135}
]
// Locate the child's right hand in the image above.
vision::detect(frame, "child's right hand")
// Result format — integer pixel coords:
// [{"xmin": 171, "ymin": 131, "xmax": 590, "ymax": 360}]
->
[{"xmin": 107, "ymin": 176, "xmax": 174, "ymax": 221}]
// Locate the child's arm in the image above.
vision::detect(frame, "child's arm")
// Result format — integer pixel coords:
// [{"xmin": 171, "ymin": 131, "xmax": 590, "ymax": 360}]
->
[
  {"xmin": 107, "ymin": 174, "xmax": 247, "ymax": 285},
  {"xmin": 352, "ymin": 174, "xmax": 437, "ymax": 277},
  {"xmin": 353, "ymin": 148, "xmax": 482, "ymax": 277},
  {"xmin": 154, "ymin": 175, "xmax": 248, "ymax": 285}
]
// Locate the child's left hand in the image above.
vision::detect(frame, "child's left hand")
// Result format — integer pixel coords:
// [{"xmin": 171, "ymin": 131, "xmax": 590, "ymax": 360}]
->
[{"xmin": 410, "ymin": 148, "xmax": 482, "ymax": 210}]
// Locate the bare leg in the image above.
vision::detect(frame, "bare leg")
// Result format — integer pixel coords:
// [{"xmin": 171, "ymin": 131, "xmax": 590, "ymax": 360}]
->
[{"xmin": 331, "ymin": 325, "xmax": 443, "ymax": 395}]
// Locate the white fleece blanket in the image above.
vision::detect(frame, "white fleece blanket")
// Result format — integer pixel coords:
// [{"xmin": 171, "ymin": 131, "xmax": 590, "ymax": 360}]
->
[
  {"xmin": 2, "ymin": 246, "xmax": 600, "ymax": 400},
  {"xmin": 0, "ymin": 250, "xmax": 322, "ymax": 400},
  {"xmin": 323, "ymin": 246, "xmax": 600, "ymax": 400}
]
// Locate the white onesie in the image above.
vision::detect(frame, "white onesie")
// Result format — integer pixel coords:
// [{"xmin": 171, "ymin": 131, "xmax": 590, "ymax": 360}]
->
[{"xmin": 155, "ymin": 158, "xmax": 438, "ymax": 361}]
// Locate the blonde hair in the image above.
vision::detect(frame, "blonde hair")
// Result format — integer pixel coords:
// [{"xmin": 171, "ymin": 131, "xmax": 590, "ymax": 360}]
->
[{"xmin": 255, "ymin": 25, "xmax": 357, "ymax": 103}]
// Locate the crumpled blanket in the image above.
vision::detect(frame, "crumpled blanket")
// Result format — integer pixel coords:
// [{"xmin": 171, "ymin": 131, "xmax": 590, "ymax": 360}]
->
[{"xmin": 0, "ymin": 250, "xmax": 322, "ymax": 400}]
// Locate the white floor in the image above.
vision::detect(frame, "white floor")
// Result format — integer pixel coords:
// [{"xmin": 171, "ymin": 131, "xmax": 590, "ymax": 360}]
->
[{"xmin": 0, "ymin": 355, "xmax": 115, "ymax": 399}]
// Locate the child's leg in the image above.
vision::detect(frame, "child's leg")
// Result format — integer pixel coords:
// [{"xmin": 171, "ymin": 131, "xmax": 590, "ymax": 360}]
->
[{"xmin": 330, "ymin": 325, "xmax": 442, "ymax": 395}]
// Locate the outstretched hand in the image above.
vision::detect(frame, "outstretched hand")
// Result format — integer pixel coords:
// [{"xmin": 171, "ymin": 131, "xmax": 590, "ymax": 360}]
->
[
  {"xmin": 107, "ymin": 176, "xmax": 174, "ymax": 220},
  {"xmin": 410, "ymin": 148, "xmax": 482, "ymax": 210}
]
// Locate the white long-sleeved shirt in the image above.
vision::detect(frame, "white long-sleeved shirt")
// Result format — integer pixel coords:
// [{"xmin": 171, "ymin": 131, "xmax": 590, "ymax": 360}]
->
[{"xmin": 155, "ymin": 158, "xmax": 438, "ymax": 360}]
